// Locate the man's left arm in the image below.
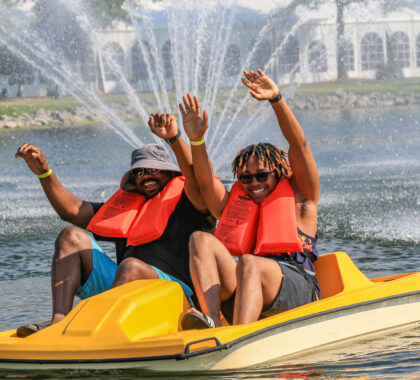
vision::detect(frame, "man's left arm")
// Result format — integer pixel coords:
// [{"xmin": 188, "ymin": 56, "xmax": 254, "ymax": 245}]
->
[{"xmin": 149, "ymin": 113, "xmax": 208, "ymax": 214}]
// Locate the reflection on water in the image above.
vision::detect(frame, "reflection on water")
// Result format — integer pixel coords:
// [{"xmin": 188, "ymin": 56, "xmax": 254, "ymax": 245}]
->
[{"xmin": 0, "ymin": 106, "xmax": 419, "ymax": 378}]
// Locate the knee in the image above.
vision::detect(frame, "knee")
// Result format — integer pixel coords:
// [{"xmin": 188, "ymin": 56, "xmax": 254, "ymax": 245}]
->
[
  {"xmin": 118, "ymin": 257, "xmax": 151, "ymax": 279},
  {"xmin": 236, "ymin": 254, "xmax": 258, "ymax": 277},
  {"xmin": 55, "ymin": 227, "xmax": 90, "ymax": 254},
  {"xmin": 189, "ymin": 231, "xmax": 213, "ymax": 257}
]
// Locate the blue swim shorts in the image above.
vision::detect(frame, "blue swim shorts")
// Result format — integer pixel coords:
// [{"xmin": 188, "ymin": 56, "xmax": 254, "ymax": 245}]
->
[{"xmin": 76, "ymin": 234, "xmax": 193, "ymax": 299}]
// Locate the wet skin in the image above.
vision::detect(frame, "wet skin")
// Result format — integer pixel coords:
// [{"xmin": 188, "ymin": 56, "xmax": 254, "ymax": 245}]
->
[
  {"xmin": 237, "ymin": 155, "xmax": 278, "ymax": 204},
  {"xmin": 133, "ymin": 170, "xmax": 173, "ymax": 199}
]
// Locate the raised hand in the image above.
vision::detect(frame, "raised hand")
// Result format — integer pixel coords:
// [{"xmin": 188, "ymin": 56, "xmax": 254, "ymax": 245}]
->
[
  {"xmin": 15, "ymin": 143, "xmax": 50, "ymax": 176},
  {"xmin": 179, "ymin": 93, "xmax": 208, "ymax": 141},
  {"xmin": 148, "ymin": 113, "xmax": 178, "ymax": 140},
  {"xmin": 241, "ymin": 69, "xmax": 280, "ymax": 101}
]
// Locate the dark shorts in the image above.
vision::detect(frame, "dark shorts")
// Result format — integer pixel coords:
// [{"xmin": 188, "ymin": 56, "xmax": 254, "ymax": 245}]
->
[
  {"xmin": 221, "ymin": 257, "xmax": 315, "ymax": 323},
  {"xmin": 260, "ymin": 262, "xmax": 315, "ymax": 317}
]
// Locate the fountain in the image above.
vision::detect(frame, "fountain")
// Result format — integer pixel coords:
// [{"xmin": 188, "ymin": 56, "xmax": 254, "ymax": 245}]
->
[{"xmin": 0, "ymin": 0, "xmax": 353, "ymax": 160}]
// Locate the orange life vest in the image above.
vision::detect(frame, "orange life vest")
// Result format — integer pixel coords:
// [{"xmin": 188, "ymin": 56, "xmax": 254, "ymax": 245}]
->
[
  {"xmin": 214, "ymin": 179, "xmax": 302, "ymax": 257},
  {"xmin": 86, "ymin": 176, "xmax": 185, "ymax": 247}
]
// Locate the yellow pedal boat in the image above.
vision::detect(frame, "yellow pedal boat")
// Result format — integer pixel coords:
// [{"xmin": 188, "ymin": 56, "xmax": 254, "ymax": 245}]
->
[{"xmin": 0, "ymin": 251, "xmax": 419, "ymax": 371}]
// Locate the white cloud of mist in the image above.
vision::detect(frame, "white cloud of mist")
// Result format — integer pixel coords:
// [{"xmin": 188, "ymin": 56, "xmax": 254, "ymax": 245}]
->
[{"xmin": 141, "ymin": 0, "xmax": 293, "ymax": 13}]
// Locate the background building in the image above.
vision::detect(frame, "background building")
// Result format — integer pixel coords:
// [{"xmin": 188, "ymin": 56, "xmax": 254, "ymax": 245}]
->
[{"xmin": 1, "ymin": 6, "xmax": 420, "ymax": 97}]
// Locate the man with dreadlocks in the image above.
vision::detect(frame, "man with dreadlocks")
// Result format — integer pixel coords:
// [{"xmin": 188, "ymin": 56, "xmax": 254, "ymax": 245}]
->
[{"xmin": 178, "ymin": 69, "xmax": 320, "ymax": 329}]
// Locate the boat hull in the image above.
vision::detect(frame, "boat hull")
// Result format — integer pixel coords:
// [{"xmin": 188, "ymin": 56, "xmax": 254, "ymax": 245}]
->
[{"xmin": 0, "ymin": 252, "xmax": 419, "ymax": 371}]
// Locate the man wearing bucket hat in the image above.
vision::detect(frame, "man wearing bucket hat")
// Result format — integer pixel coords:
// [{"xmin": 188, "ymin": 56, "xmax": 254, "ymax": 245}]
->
[{"xmin": 15, "ymin": 114, "xmax": 213, "ymax": 337}]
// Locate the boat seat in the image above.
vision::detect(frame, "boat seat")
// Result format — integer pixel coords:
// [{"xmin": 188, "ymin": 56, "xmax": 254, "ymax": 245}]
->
[
  {"xmin": 315, "ymin": 252, "xmax": 372, "ymax": 298},
  {"xmin": 54, "ymin": 279, "xmax": 186, "ymax": 343}
]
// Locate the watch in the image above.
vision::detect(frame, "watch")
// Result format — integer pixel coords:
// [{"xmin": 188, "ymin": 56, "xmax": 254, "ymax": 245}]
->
[
  {"xmin": 165, "ymin": 130, "xmax": 181, "ymax": 144},
  {"xmin": 269, "ymin": 93, "xmax": 282, "ymax": 103}
]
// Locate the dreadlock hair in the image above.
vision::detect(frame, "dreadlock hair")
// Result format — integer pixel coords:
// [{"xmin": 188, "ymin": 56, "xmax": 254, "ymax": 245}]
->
[{"xmin": 232, "ymin": 142, "xmax": 292, "ymax": 180}]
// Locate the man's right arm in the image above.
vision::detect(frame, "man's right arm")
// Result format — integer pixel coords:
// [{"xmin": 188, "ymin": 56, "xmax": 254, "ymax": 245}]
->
[{"xmin": 15, "ymin": 144, "xmax": 94, "ymax": 228}]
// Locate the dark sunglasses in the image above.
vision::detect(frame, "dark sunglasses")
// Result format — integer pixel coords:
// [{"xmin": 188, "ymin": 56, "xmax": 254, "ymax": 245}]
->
[
  {"xmin": 132, "ymin": 168, "xmax": 160, "ymax": 178},
  {"xmin": 238, "ymin": 171, "xmax": 273, "ymax": 184}
]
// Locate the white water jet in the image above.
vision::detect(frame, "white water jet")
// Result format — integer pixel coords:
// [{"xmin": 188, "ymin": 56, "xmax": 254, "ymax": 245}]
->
[
  {"xmin": 2, "ymin": 0, "xmax": 416, "ymax": 172},
  {"xmin": 0, "ymin": 2, "xmax": 144, "ymax": 148}
]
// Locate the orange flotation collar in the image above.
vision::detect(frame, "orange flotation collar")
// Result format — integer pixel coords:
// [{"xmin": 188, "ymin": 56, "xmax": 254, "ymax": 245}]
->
[
  {"xmin": 214, "ymin": 179, "xmax": 302, "ymax": 257},
  {"xmin": 86, "ymin": 176, "xmax": 185, "ymax": 247}
]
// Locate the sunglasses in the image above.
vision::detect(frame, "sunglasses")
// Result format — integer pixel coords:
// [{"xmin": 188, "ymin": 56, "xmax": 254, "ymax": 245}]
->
[
  {"xmin": 238, "ymin": 171, "xmax": 273, "ymax": 184},
  {"xmin": 132, "ymin": 168, "xmax": 160, "ymax": 178}
]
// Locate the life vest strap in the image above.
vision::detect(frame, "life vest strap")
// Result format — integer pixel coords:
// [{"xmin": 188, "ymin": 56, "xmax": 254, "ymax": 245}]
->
[{"xmin": 299, "ymin": 250, "xmax": 317, "ymax": 264}]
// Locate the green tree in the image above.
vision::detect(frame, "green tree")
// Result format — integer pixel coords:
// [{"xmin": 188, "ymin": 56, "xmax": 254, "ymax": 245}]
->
[{"xmin": 0, "ymin": 45, "xmax": 34, "ymax": 97}]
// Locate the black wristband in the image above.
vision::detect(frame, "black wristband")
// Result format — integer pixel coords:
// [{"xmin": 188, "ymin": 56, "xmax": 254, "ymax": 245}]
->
[
  {"xmin": 269, "ymin": 93, "xmax": 282, "ymax": 103},
  {"xmin": 165, "ymin": 129, "xmax": 181, "ymax": 144}
]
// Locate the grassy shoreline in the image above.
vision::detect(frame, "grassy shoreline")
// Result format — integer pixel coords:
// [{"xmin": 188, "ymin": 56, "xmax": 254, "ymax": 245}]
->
[
  {"xmin": 1, "ymin": 78, "xmax": 420, "ymax": 121},
  {"xmin": 295, "ymin": 77, "xmax": 420, "ymax": 96}
]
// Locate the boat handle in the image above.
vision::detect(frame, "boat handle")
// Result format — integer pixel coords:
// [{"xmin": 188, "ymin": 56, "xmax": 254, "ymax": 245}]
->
[{"xmin": 184, "ymin": 337, "xmax": 223, "ymax": 354}]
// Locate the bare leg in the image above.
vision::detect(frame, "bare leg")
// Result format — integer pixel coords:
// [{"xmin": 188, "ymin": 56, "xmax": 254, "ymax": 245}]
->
[
  {"xmin": 234, "ymin": 255, "xmax": 283, "ymax": 325},
  {"xmin": 112, "ymin": 257, "xmax": 158, "ymax": 287},
  {"xmin": 189, "ymin": 231, "xmax": 237, "ymax": 327},
  {"xmin": 51, "ymin": 227, "xmax": 93, "ymax": 324}
]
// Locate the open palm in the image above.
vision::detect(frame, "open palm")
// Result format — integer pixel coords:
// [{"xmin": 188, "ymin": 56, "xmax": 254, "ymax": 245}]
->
[
  {"xmin": 179, "ymin": 93, "xmax": 208, "ymax": 141},
  {"xmin": 242, "ymin": 69, "xmax": 279, "ymax": 101}
]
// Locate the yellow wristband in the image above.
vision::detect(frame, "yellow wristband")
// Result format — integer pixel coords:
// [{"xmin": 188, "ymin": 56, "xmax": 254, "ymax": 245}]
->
[
  {"xmin": 190, "ymin": 138, "xmax": 205, "ymax": 146},
  {"xmin": 37, "ymin": 168, "xmax": 52, "ymax": 179}
]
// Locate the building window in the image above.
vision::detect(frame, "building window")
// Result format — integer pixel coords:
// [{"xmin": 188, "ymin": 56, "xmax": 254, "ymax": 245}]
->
[
  {"xmin": 162, "ymin": 40, "xmax": 173, "ymax": 79},
  {"xmin": 389, "ymin": 31, "xmax": 410, "ymax": 68},
  {"xmin": 132, "ymin": 41, "xmax": 155, "ymax": 81},
  {"xmin": 361, "ymin": 32, "xmax": 383, "ymax": 70},
  {"xmin": 278, "ymin": 35, "xmax": 300, "ymax": 74},
  {"xmin": 341, "ymin": 39, "xmax": 354, "ymax": 71},
  {"xmin": 103, "ymin": 42, "xmax": 124, "ymax": 81},
  {"xmin": 308, "ymin": 40, "xmax": 327, "ymax": 72},
  {"xmin": 417, "ymin": 34, "xmax": 420, "ymax": 67},
  {"xmin": 248, "ymin": 39, "xmax": 271, "ymax": 71},
  {"xmin": 224, "ymin": 44, "xmax": 241, "ymax": 76},
  {"xmin": 81, "ymin": 49, "xmax": 95, "ymax": 82}
]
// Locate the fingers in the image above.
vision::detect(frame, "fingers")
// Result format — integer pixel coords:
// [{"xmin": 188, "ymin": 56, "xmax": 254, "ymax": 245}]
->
[
  {"xmin": 15, "ymin": 143, "xmax": 29, "ymax": 158},
  {"xmin": 182, "ymin": 95, "xmax": 190, "ymax": 113},
  {"xmin": 149, "ymin": 113, "xmax": 163, "ymax": 128},
  {"xmin": 181, "ymin": 93, "xmax": 201, "ymax": 115},
  {"xmin": 179, "ymin": 103, "xmax": 186, "ymax": 117},
  {"xmin": 165, "ymin": 113, "xmax": 174, "ymax": 127},
  {"xmin": 243, "ymin": 69, "xmax": 263, "ymax": 84},
  {"xmin": 151, "ymin": 113, "xmax": 177, "ymax": 127},
  {"xmin": 187, "ymin": 93, "xmax": 196, "ymax": 112},
  {"xmin": 250, "ymin": 70, "xmax": 259, "ymax": 80},
  {"xmin": 148, "ymin": 115, "xmax": 155, "ymax": 129},
  {"xmin": 243, "ymin": 70, "xmax": 252, "ymax": 81},
  {"xmin": 241, "ymin": 77, "xmax": 252, "ymax": 89},
  {"xmin": 194, "ymin": 96, "xmax": 201, "ymax": 115},
  {"xmin": 203, "ymin": 110, "xmax": 209, "ymax": 129},
  {"xmin": 15, "ymin": 143, "xmax": 38, "ymax": 158}
]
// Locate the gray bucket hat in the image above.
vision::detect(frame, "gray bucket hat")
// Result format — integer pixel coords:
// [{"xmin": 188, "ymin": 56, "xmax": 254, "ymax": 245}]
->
[{"xmin": 120, "ymin": 144, "xmax": 181, "ymax": 191}]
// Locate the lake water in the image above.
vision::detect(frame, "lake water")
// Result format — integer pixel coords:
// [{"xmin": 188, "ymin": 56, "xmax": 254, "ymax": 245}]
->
[{"xmin": 0, "ymin": 105, "xmax": 419, "ymax": 379}]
